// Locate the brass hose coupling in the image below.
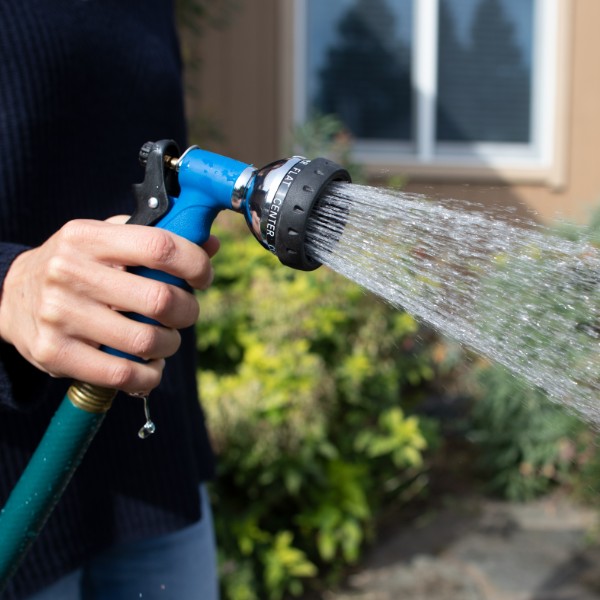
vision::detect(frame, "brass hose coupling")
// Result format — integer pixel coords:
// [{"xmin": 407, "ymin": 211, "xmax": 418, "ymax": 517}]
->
[{"xmin": 67, "ymin": 382, "xmax": 117, "ymax": 414}]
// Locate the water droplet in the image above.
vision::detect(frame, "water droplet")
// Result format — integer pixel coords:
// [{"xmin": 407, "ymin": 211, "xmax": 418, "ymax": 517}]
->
[
  {"xmin": 136, "ymin": 396, "xmax": 156, "ymax": 439},
  {"xmin": 138, "ymin": 420, "xmax": 156, "ymax": 439}
]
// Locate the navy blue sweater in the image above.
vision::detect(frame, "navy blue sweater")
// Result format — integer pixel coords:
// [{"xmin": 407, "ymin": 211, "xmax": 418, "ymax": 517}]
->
[{"xmin": 0, "ymin": 1, "xmax": 215, "ymax": 597}]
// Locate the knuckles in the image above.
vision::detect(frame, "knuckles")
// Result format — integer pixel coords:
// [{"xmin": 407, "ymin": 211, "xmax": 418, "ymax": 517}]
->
[
  {"xmin": 106, "ymin": 361, "xmax": 137, "ymax": 390},
  {"xmin": 144, "ymin": 230, "xmax": 214, "ymax": 291},
  {"xmin": 130, "ymin": 327, "xmax": 161, "ymax": 359},
  {"xmin": 56, "ymin": 220, "xmax": 94, "ymax": 247},
  {"xmin": 142, "ymin": 283, "xmax": 199, "ymax": 327},
  {"xmin": 128, "ymin": 326, "xmax": 180, "ymax": 360},
  {"xmin": 37, "ymin": 293, "xmax": 68, "ymax": 326},
  {"xmin": 144, "ymin": 283, "xmax": 177, "ymax": 320},
  {"xmin": 29, "ymin": 333, "xmax": 68, "ymax": 374},
  {"xmin": 145, "ymin": 230, "xmax": 178, "ymax": 267},
  {"xmin": 45, "ymin": 254, "xmax": 76, "ymax": 285},
  {"xmin": 106, "ymin": 360, "xmax": 163, "ymax": 392}
]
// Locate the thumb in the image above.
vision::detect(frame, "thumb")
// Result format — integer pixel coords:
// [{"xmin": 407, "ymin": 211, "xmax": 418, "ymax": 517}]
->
[{"xmin": 104, "ymin": 214, "xmax": 130, "ymax": 225}]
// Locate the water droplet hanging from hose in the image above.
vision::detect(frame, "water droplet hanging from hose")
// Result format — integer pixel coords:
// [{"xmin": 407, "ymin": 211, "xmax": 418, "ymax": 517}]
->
[
  {"xmin": 137, "ymin": 397, "xmax": 155, "ymax": 439},
  {"xmin": 129, "ymin": 393, "xmax": 156, "ymax": 439}
]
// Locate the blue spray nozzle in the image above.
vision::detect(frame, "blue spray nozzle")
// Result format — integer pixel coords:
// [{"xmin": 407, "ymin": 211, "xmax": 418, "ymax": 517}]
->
[{"xmin": 138, "ymin": 140, "xmax": 352, "ymax": 272}]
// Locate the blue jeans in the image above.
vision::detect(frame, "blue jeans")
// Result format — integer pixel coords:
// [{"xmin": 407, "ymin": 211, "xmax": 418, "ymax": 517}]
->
[{"xmin": 28, "ymin": 485, "xmax": 219, "ymax": 600}]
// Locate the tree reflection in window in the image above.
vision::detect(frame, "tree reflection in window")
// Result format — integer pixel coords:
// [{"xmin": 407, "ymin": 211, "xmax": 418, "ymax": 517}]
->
[
  {"xmin": 314, "ymin": 0, "xmax": 412, "ymax": 141},
  {"xmin": 308, "ymin": 0, "xmax": 533, "ymax": 147},
  {"xmin": 437, "ymin": 0, "xmax": 533, "ymax": 143}
]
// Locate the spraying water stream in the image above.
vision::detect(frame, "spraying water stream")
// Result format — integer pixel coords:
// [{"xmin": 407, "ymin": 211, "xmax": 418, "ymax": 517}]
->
[{"xmin": 306, "ymin": 183, "xmax": 600, "ymax": 425}]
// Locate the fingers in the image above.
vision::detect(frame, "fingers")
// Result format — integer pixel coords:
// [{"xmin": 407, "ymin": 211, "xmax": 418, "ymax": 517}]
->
[
  {"xmin": 44, "ymin": 299, "xmax": 183, "ymax": 361},
  {"xmin": 23, "ymin": 317, "xmax": 167, "ymax": 393},
  {"xmin": 27, "ymin": 294, "xmax": 180, "ymax": 393},
  {"xmin": 44, "ymin": 258, "xmax": 200, "ymax": 329},
  {"xmin": 59, "ymin": 220, "xmax": 215, "ymax": 291},
  {"xmin": 0, "ymin": 217, "xmax": 220, "ymax": 394},
  {"xmin": 41, "ymin": 340, "xmax": 166, "ymax": 394},
  {"xmin": 105, "ymin": 270, "xmax": 201, "ymax": 328},
  {"xmin": 202, "ymin": 235, "xmax": 221, "ymax": 259}
]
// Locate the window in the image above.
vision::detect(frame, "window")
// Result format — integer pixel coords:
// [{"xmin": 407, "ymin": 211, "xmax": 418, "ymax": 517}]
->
[{"xmin": 293, "ymin": 0, "xmax": 561, "ymax": 173}]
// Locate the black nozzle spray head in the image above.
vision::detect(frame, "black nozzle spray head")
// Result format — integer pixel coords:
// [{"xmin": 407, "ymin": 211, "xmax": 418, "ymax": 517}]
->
[{"xmin": 242, "ymin": 156, "xmax": 352, "ymax": 271}]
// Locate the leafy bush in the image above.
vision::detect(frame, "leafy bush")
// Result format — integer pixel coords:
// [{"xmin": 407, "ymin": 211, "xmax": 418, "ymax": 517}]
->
[
  {"xmin": 468, "ymin": 364, "xmax": 584, "ymax": 501},
  {"xmin": 467, "ymin": 208, "xmax": 600, "ymax": 501},
  {"xmin": 196, "ymin": 223, "xmax": 441, "ymax": 599}
]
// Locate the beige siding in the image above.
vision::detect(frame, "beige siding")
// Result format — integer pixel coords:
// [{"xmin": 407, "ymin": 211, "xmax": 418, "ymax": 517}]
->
[
  {"xmin": 409, "ymin": 0, "xmax": 600, "ymax": 224},
  {"xmin": 183, "ymin": 0, "xmax": 281, "ymax": 167},
  {"xmin": 186, "ymin": 0, "xmax": 600, "ymax": 224},
  {"xmin": 513, "ymin": 0, "xmax": 600, "ymax": 222}
]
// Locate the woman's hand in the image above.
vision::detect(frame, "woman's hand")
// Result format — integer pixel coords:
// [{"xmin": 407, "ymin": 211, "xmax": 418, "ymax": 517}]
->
[{"xmin": 0, "ymin": 217, "xmax": 219, "ymax": 394}]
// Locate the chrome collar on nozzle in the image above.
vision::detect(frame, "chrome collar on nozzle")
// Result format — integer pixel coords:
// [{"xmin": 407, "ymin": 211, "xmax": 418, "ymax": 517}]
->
[
  {"xmin": 238, "ymin": 155, "xmax": 351, "ymax": 270},
  {"xmin": 137, "ymin": 140, "xmax": 351, "ymax": 271}
]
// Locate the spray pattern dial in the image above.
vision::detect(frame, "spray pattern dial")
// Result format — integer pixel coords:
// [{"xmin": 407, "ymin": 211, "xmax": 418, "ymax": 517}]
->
[{"xmin": 241, "ymin": 155, "xmax": 352, "ymax": 271}]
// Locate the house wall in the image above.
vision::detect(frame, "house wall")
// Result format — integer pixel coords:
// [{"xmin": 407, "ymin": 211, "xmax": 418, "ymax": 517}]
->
[
  {"xmin": 186, "ymin": 0, "xmax": 600, "ymax": 224},
  {"xmin": 511, "ymin": 0, "xmax": 600, "ymax": 223},
  {"xmin": 183, "ymin": 0, "xmax": 282, "ymax": 166}
]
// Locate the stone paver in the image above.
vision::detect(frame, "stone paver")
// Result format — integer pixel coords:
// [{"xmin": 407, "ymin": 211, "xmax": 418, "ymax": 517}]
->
[{"xmin": 324, "ymin": 495, "xmax": 599, "ymax": 600}]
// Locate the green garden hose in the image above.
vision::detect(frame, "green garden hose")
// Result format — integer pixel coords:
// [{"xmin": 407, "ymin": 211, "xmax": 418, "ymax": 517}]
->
[{"xmin": 0, "ymin": 383, "xmax": 116, "ymax": 591}]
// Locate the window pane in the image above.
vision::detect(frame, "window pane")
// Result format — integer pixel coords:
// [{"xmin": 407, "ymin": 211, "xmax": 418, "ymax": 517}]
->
[
  {"xmin": 306, "ymin": 0, "xmax": 413, "ymax": 141},
  {"xmin": 436, "ymin": 0, "xmax": 534, "ymax": 143}
]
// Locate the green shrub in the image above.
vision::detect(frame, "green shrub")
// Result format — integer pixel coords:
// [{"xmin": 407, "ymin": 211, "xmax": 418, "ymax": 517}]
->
[
  {"xmin": 468, "ymin": 364, "xmax": 584, "ymax": 501},
  {"xmin": 468, "ymin": 208, "xmax": 600, "ymax": 501},
  {"xmin": 196, "ymin": 223, "xmax": 440, "ymax": 599}
]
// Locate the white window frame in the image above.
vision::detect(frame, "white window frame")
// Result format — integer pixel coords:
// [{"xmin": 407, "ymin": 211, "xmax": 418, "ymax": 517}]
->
[{"xmin": 291, "ymin": 0, "xmax": 563, "ymax": 179}]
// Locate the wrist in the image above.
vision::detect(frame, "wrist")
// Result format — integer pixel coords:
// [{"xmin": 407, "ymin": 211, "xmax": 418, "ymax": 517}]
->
[{"xmin": 0, "ymin": 247, "xmax": 30, "ymax": 344}]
